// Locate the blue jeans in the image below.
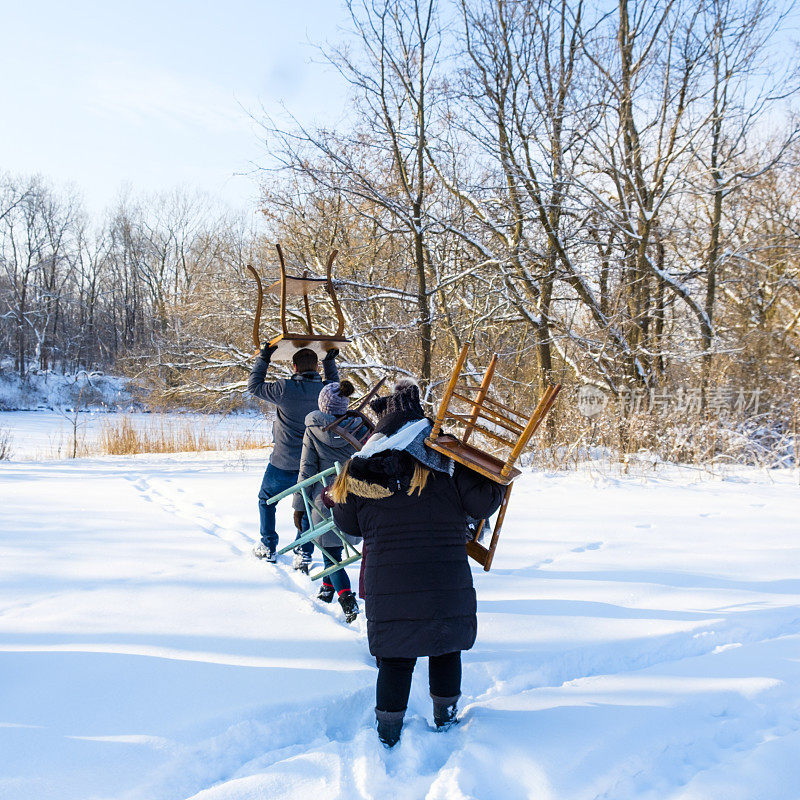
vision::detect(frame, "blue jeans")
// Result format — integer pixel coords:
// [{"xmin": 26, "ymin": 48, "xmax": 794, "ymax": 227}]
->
[
  {"xmin": 258, "ymin": 461, "xmax": 313, "ymax": 555},
  {"xmin": 321, "ymin": 545, "xmax": 352, "ymax": 594}
]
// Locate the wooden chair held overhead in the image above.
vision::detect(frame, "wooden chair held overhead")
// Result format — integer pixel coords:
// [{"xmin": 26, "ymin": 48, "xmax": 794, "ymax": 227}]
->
[
  {"xmin": 426, "ymin": 344, "xmax": 562, "ymax": 571},
  {"xmin": 247, "ymin": 244, "xmax": 350, "ymax": 362}
]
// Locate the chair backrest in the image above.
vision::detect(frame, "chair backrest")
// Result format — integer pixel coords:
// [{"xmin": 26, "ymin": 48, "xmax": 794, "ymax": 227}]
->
[
  {"xmin": 321, "ymin": 377, "xmax": 387, "ymax": 451},
  {"xmin": 325, "ymin": 412, "xmax": 375, "ymax": 450},
  {"xmin": 429, "ymin": 344, "xmax": 561, "ymax": 480},
  {"xmin": 271, "ymin": 244, "xmax": 346, "ymax": 339}
]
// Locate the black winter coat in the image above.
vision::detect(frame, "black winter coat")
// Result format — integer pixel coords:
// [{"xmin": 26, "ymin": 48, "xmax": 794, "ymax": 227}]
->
[{"xmin": 332, "ymin": 450, "xmax": 504, "ymax": 658}]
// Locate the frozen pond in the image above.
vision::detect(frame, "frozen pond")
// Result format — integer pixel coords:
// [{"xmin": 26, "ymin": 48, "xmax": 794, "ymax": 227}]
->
[{"xmin": 0, "ymin": 410, "xmax": 272, "ymax": 460}]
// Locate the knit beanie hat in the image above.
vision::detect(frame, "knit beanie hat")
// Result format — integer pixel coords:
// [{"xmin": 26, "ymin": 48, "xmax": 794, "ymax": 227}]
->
[
  {"xmin": 318, "ymin": 380, "xmax": 354, "ymax": 416},
  {"xmin": 370, "ymin": 378, "xmax": 425, "ymax": 436}
]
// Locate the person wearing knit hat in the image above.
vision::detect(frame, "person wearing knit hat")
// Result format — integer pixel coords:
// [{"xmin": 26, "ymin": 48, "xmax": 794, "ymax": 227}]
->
[
  {"xmin": 369, "ymin": 378, "xmax": 425, "ymax": 437},
  {"xmin": 292, "ymin": 378, "xmax": 362, "ymax": 622},
  {"xmin": 329, "ymin": 373, "xmax": 506, "ymax": 748},
  {"xmin": 318, "ymin": 381, "xmax": 352, "ymax": 417}
]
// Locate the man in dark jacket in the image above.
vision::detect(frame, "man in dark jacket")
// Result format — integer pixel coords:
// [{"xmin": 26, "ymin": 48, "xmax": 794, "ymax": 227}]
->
[
  {"xmin": 330, "ymin": 379, "xmax": 504, "ymax": 747},
  {"xmin": 248, "ymin": 344, "xmax": 339, "ymax": 564}
]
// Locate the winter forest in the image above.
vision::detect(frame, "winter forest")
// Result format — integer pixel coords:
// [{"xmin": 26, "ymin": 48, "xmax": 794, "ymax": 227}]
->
[
  {"xmin": 3, "ymin": 2, "xmax": 800, "ymax": 800},
  {"xmin": 3, "ymin": 0, "xmax": 800, "ymax": 463}
]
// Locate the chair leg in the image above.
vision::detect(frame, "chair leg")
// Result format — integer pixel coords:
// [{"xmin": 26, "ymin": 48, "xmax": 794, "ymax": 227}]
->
[
  {"xmin": 275, "ymin": 243, "xmax": 289, "ymax": 337},
  {"xmin": 430, "ymin": 343, "xmax": 469, "ymax": 441},
  {"xmin": 478, "ymin": 482, "xmax": 513, "ymax": 572},
  {"xmin": 302, "ymin": 268, "xmax": 314, "ymax": 334},
  {"xmin": 463, "ymin": 353, "xmax": 497, "ymax": 445}
]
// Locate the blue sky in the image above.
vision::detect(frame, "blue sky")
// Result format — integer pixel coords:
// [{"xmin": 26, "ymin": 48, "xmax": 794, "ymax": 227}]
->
[
  {"xmin": 0, "ymin": 0, "xmax": 351, "ymax": 216},
  {"xmin": 4, "ymin": 1, "xmax": 799, "ymax": 220}
]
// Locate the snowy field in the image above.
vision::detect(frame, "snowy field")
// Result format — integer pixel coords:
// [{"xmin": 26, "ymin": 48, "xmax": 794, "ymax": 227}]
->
[
  {"xmin": 0, "ymin": 411, "xmax": 266, "ymax": 460},
  {"xmin": 1, "ymin": 448, "xmax": 800, "ymax": 800}
]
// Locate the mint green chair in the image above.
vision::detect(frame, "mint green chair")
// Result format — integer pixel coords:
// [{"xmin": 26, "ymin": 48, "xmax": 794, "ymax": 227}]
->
[{"xmin": 269, "ymin": 462, "xmax": 362, "ymax": 580}]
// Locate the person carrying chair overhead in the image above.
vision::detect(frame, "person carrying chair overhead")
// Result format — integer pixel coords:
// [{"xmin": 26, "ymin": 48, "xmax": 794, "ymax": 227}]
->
[{"xmin": 248, "ymin": 344, "xmax": 339, "ymax": 567}]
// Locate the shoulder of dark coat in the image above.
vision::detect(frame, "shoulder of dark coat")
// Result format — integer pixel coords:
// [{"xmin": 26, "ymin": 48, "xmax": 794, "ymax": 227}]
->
[
  {"xmin": 292, "ymin": 372, "xmax": 322, "ymax": 383},
  {"xmin": 343, "ymin": 450, "xmax": 439, "ymax": 500}
]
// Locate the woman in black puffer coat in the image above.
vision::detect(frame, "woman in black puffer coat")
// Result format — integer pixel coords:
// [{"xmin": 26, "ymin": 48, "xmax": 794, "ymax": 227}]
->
[{"xmin": 330, "ymin": 379, "xmax": 504, "ymax": 747}]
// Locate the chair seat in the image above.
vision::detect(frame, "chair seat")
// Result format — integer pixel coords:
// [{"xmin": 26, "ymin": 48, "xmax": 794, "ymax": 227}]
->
[
  {"xmin": 424, "ymin": 434, "xmax": 520, "ymax": 485},
  {"xmin": 267, "ymin": 333, "xmax": 351, "ymax": 361}
]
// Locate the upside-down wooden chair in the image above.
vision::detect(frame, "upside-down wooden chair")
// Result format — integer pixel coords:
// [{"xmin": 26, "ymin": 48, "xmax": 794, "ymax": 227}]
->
[
  {"xmin": 321, "ymin": 376, "xmax": 387, "ymax": 449},
  {"xmin": 268, "ymin": 378, "xmax": 386, "ymax": 580},
  {"xmin": 426, "ymin": 344, "xmax": 562, "ymax": 571},
  {"xmin": 246, "ymin": 244, "xmax": 350, "ymax": 362}
]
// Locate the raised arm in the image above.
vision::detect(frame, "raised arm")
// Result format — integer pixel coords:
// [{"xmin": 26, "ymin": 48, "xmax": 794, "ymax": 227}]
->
[
  {"xmin": 322, "ymin": 348, "xmax": 340, "ymax": 383},
  {"xmin": 248, "ymin": 344, "xmax": 284, "ymax": 405}
]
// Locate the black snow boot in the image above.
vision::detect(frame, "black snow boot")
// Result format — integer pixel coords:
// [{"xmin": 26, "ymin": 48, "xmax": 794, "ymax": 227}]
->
[
  {"xmin": 375, "ymin": 708, "xmax": 405, "ymax": 748},
  {"xmin": 431, "ymin": 693, "xmax": 460, "ymax": 731},
  {"xmin": 292, "ymin": 549, "xmax": 311, "ymax": 574},
  {"xmin": 317, "ymin": 582, "xmax": 335, "ymax": 603},
  {"xmin": 253, "ymin": 543, "xmax": 276, "ymax": 562},
  {"xmin": 338, "ymin": 590, "xmax": 359, "ymax": 623}
]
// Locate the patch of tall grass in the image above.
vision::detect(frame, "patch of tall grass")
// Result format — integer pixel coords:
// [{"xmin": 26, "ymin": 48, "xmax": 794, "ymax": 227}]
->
[{"xmin": 95, "ymin": 416, "xmax": 265, "ymax": 456}]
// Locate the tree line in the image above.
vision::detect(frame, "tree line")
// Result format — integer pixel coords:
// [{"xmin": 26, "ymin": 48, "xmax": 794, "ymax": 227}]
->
[{"xmin": 0, "ymin": 179, "xmax": 249, "ymax": 382}]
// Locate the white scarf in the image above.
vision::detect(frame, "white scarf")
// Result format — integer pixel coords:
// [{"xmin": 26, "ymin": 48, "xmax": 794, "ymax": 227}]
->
[{"xmin": 354, "ymin": 418, "xmax": 431, "ymax": 459}]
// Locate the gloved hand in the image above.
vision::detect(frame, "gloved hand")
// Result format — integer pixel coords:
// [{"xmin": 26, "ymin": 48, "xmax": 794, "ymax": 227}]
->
[
  {"xmin": 320, "ymin": 485, "xmax": 335, "ymax": 509},
  {"xmin": 293, "ymin": 509, "xmax": 305, "ymax": 531},
  {"xmin": 323, "ymin": 347, "xmax": 339, "ymax": 361},
  {"xmin": 260, "ymin": 342, "xmax": 278, "ymax": 361}
]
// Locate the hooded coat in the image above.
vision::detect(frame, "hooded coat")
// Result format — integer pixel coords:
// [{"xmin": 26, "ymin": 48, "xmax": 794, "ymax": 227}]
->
[
  {"xmin": 291, "ymin": 409, "xmax": 361, "ymax": 547},
  {"xmin": 332, "ymin": 441, "xmax": 505, "ymax": 658}
]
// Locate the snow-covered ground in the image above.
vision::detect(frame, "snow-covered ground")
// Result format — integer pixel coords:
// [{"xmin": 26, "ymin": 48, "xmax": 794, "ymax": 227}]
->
[
  {"xmin": 1, "ymin": 450, "xmax": 800, "ymax": 800},
  {"xmin": 0, "ymin": 411, "xmax": 266, "ymax": 460}
]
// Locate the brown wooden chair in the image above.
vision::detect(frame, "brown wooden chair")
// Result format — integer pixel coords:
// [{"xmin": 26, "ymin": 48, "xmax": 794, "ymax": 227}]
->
[
  {"xmin": 426, "ymin": 344, "xmax": 562, "ymax": 571},
  {"xmin": 321, "ymin": 377, "xmax": 387, "ymax": 449},
  {"xmin": 247, "ymin": 244, "xmax": 350, "ymax": 361}
]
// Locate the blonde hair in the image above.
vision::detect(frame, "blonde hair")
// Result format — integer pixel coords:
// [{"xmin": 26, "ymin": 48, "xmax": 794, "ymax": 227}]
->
[
  {"xmin": 329, "ymin": 458, "xmax": 431, "ymax": 503},
  {"xmin": 329, "ymin": 465, "xmax": 351, "ymax": 504},
  {"xmin": 408, "ymin": 461, "xmax": 430, "ymax": 496}
]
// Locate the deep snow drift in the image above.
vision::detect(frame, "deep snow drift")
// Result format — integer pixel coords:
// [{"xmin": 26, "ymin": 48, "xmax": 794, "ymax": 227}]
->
[{"xmin": 1, "ymin": 448, "xmax": 799, "ymax": 800}]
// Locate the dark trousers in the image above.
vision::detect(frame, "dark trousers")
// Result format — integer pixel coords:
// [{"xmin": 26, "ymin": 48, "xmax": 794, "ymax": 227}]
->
[
  {"xmin": 321, "ymin": 545, "xmax": 352, "ymax": 594},
  {"xmin": 257, "ymin": 461, "xmax": 313, "ymax": 555},
  {"xmin": 376, "ymin": 651, "xmax": 462, "ymax": 712}
]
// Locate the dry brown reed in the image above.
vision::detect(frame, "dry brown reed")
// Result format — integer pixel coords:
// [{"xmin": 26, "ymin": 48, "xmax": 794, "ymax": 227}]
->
[{"xmin": 92, "ymin": 416, "xmax": 265, "ymax": 456}]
